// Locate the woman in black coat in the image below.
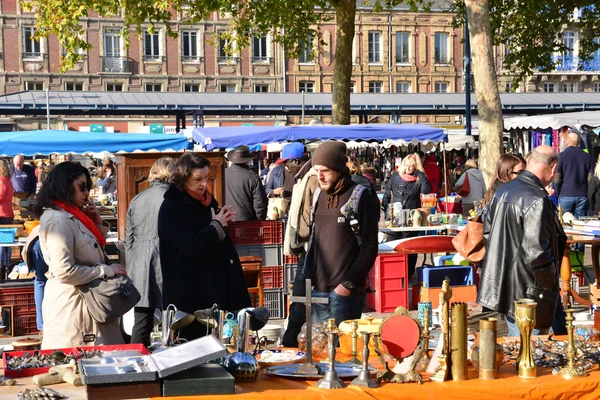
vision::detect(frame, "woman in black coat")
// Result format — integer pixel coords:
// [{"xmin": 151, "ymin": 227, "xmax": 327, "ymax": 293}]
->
[{"xmin": 158, "ymin": 153, "xmax": 251, "ymax": 340}]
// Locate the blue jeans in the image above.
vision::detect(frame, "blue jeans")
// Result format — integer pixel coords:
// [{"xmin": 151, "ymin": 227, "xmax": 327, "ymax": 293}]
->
[
  {"xmin": 34, "ymin": 279, "xmax": 45, "ymax": 330},
  {"xmin": 559, "ymin": 196, "xmax": 588, "ymax": 251},
  {"xmin": 311, "ymin": 289, "xmax": 366, "ymax": 327}
]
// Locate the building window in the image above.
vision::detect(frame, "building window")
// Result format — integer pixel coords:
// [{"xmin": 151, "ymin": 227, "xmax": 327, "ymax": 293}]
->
[
  {"xmin": 594, "ymin": 83, "xmax": 600, "ymax": 92},
  {"xmin": 562, "ymin": 82, "xmax": 576, "ymax": 92},
  {"xmin": 504, "ymin": 82, "xmax": 512, "ymax": 92},
  {"xmin": 299, "ymin": 81, "xmax": 314, "ymax": 92},
  {"xmin": 368, "ymin": 31, "xmax": 382, "ymax": 63},
  {"xmin": 396, "ymin": 81, "xmax": 410, "ymax": 93},
  {"xmin": 298, "ymin": 35, "xmax": 313, "ymax": 63},
  {"xmin": 252, "ymin": 35, "xmax": 269, "ymax": 61},
  {"xmin": 65, "ymin": 82, "xmax": 83, "ymax": 91},
  {"xmin": 395, "ymin": 32, "xmax": 410, "ymax": 64},
  {"xmin": 184, "ymin": 84, "xmax": 200, "ymax": 92},
  {"xmin": 434, "ymin": 82, "xmax": 448, "ymax": 93},
  {"xmin": 543, "ymin": 82, "xmax": 555, "ymax": 92},
  {"xmin": 254, "ymin": 84, "xmax": 269, "ymax": 92},
  {"xmin": 106, "ymin": 83, "xmax": 123, "ymax": 92},
  {"xmin": 434, "ymin": 32, "xmax": 449, "ymax": 64},
  {"xmin": 350, "ymin": 81, "xmax": 355, "ymax": 93},
  {"xmin": 220, "ymin": 84, "xmax": 236, "ymax": 92},
  {"xmin": 181, "ymin": 30, "xmax": 199, "ymax": 61},
  {"xmin": 144, "ymin": 31, "xmax": 161, "ymax": 61},
  {"xmin": 25, "ymin": 81, "xmax": 43, "ymax": 91},
  {"xmin": 369, "ymin": 81, "xmax": 383, "ymax": 93},
  {"xmin": 104, "ymin": 29, "xmax": 121, "ymax": 57},
  {"xmin": 145, "ymin": 83, "xmax": 162, "ymax": 92},
  {"xmin": 22, "ymin": 26, "xmax": 42, "ymax": 58}
]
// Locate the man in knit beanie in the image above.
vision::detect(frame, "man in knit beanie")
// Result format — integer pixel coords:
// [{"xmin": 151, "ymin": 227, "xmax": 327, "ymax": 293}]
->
[{"xmin": 303, "ymin": 141, "xmax": 379, "ymax": 326}]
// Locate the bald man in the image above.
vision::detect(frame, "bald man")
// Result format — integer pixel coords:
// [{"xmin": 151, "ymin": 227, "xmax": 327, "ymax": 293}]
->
[
  {"xmin": 478, "ymin": 145, "xmax": 566, "ymax": 337},
  {"xmin": 556, "ymin": 132, "xmax": 593, "ymax": 220},
  {"xmin": 11, "ymin": 154, "xmax": 36, "ymax": 196}
]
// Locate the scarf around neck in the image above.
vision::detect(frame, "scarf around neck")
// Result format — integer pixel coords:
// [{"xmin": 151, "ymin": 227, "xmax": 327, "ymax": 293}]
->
[
  {"xmin": 325, "ymin": 172, "xmax": 354, "ymax": 209},
  {"xmin": 185, "ymin": 186, "xmax": 213, "ymax": 207},
  {"xmin": 54, "ymin": 200, "xmax": 106, "ymax": 246},
  {"xmin": 400, "ymin": 172, "xmax": 418, "ymax": 182}
]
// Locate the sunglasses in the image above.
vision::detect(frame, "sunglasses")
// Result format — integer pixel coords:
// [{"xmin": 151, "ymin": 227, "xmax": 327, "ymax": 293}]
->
[
  {"xmin": 75, "ymin": 181, "xmax": 89, "ymax": 192},
  {"xmin": 510, "ymin": 169, "xmax": 524, "ymax": 176}
]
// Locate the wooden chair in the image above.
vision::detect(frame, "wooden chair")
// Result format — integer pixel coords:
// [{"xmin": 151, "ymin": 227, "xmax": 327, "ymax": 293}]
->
[{"xmin": 239, "ymin": 256, "xmax": 264, "ymax": 307}]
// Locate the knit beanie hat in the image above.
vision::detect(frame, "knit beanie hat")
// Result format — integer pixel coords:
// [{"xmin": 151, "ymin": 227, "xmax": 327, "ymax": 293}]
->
[{"xmin": 312, "ymin": 141, "xmax": 348, "ymax": 173}]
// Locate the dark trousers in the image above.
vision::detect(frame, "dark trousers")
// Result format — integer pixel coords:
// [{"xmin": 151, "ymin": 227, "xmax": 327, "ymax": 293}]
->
[
  {"xmin": 282, "ymin": 254, "xmax": 307, "ymax": 348},
  {"xmin": 131, "ymin": 307, "xmax": 155, "ymax": 347}
]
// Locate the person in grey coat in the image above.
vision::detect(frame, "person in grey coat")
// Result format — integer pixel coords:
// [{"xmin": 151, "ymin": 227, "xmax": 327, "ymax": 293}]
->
[
  {"xmin": 454, "ymin": 159, "xmax": 487, "ymax": 217},
  {"xmin": 125, "ymin": 157, "xmax": 175, "ymax": 346},
  {"xmin": 225, "ymin": 146, "xmax": 268, "ymax": 221}
]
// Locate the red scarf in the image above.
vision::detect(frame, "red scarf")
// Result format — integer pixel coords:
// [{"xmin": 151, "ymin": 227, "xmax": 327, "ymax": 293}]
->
[
  {"xmin": 401, "ymin": 172, "xmax": 417, "ymax": 182},
  {"xmin": 185, "ymin": 187, "xmax": 213, "ymax": 207},
  {"xmin": 54, "ymin": 201, "xmax": 106, "ymax": 246}
]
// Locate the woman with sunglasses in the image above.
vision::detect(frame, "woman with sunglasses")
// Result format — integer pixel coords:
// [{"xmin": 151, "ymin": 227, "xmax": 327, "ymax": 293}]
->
[
  {"xmin": 481, "ymin": 154, "xmax": 526, "ymax": 208},
  {"xmin": 33, "ymin": 162, "xmax": 125, "ymax": 349}
]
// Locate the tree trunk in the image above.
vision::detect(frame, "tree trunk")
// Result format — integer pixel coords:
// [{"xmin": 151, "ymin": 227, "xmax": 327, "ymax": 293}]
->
[
  {"xmin": 331, "ymin": 0, "xmax": 356, "ymax": 125},
  {"xmin": 465, "ymin": 0, "xmax": 503, "ymax": 184}
]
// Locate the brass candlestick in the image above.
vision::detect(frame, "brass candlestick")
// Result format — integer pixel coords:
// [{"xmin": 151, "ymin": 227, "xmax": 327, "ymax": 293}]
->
[
  {"xmin": 317, "ymin": 318, "xmax": 345, "ymax": 389},
  {"xmin": 479, "ymin": 318, "xmax": 498, "ymax": 380},
  {"xmin": 558, "ymin": 306, "xmax": 589, "ymax": 379},
  {"xmin": 431, "ymin": 278, "xmax": 452, "ymax": 382},
  {"xmin": 348, "ymin": 320, "xmax": 361, "ymax": 364},
  {"xmin": 389, "ymin": 204, "xmax": 396, "ymax": 227},
  {"xmin": 350, "ymin": 332, "xmax": 378, "ymax": 388},
  {"xmin": 451, "ymin": 302, "xmax": 468, "ymax": 381},
  {"xmin": 514, "ymin": 299, "xmax": 537, "ymax": 378},
  {"xmin": 419, "ymin": 309, "xmax": 431, "ymax": 370}
]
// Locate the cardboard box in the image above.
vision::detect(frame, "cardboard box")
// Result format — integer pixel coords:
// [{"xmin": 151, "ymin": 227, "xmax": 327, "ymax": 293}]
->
[
  {"xmin": 80, "ymin": 335, "xmax": 227, "ymax": 385},
  {"xmin": 419, "ymin": 285, "xmax": 477, "ymax": 307}
]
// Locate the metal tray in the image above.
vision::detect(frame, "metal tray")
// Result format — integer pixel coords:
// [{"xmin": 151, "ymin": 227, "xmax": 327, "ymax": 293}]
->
[
  {"xmin": 255, "ymin": 350, "xmax": 307, "ymax": 367},
  {"xmin": 262, "ymin": 362, "xmax": 375, "ymax": 379}
]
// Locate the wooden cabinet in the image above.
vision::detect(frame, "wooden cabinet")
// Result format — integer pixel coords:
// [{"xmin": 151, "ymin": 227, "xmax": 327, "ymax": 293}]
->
[{"xmin": 115, "ymin": 152, "xmax": 225, "ymax": 243}]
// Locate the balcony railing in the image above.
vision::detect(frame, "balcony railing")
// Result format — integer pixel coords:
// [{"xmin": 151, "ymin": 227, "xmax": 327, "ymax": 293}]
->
[
  {"xmin": 101, "ymin": 56, "xmax": 133, "ymax": 73},
  {"xmin": 217, "ymin": 56, "xmax": 240, "ymax": 63},
  {"xmin": 251, "ymin": 56, "xmax": 272, "ymax": 63},
  {"xmin": 22, "ymin": 52, "xmax": 46, "ymax": 60},
  {"xmin": 550, "ymin": 54, "xmax": 600, "ymax": 72},
  {"xmin": 181, "ymin": 55, "xmax": 204, "ymax": 63},
  {"xmin": 142, "ymin": 55, "xmax": 165, "ymax": 62}
]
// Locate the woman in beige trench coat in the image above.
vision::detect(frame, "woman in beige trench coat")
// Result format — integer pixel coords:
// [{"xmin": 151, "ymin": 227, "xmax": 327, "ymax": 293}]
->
[{"xmin": 34, "ymin": 162, "xmax": 126, "ymax": 349}]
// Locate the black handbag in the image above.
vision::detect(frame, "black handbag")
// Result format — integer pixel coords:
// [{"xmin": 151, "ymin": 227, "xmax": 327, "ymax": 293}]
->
[{"xmin": 78, "ymin": 274, "xmax": 141, "ymax": 324}]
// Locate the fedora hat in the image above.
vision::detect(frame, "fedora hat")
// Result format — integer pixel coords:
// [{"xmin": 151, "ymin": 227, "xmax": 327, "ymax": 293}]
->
[{"xmin": 227, "ymin": 145, "xmax": 255, "ymax": 164}]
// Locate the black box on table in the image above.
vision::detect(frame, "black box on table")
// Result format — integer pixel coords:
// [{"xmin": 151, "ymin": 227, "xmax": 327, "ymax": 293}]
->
[{"xmin": 162, "ymin": 363, "xmax": 235, "ymax": 396}]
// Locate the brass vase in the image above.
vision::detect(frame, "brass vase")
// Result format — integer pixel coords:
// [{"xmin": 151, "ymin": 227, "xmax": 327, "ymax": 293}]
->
[{"xmin": 514, "ymin": 299, "xmax": 537, "ymax": 378}]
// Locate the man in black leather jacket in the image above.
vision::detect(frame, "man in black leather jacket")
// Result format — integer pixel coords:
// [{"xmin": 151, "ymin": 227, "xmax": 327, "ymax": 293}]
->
[{"xmin": 478, "ymin": 145, "xmax": 567, "ymax": 335}]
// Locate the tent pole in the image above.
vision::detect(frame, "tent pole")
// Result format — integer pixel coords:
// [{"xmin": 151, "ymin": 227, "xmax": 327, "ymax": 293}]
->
[{"xmin": 442, "ymin": 142, "xmax": 448, "ymax": 213}]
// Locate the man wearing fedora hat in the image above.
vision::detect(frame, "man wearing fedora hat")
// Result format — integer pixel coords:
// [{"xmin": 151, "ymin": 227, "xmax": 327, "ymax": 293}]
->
[{"xmin": 225, "ymin": 145, "xmax": 268, "ymax": 221}]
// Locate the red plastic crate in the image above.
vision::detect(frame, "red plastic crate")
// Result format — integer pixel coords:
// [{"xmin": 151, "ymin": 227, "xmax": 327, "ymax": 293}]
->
[
  {"xmin": 0, "ymin": 286, "xmax": 36, "ymax": 313},
  {"xmin": 3, "ymin": 343, "xmax": 151, "ymax": 378},
  {"xmin": 284, "ymin": 254, "xmax": 300, "ymax": 264},
  {"xmin": 261, "ymin": 266, "xmax": 284, "ymax": 289},
  {"xmin": 228, "ymin": 221, "xmax": 283, "ymax": 245},
  {"xmin": 366, "ymin": 252, "xmax": 409, "ymax": 313},
  {"xmin": 14, "ymin": 311, "xmax": 38, "ymax": 336}
]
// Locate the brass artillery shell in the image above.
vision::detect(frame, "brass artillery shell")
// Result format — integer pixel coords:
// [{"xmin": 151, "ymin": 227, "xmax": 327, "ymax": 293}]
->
[
  {"xmin": 479, "ymin": 318, "xmax": 498, "ymax": 380},
  {"xmin": 451, "ymin": 302, "xmax": 468, "ymax": 381}
]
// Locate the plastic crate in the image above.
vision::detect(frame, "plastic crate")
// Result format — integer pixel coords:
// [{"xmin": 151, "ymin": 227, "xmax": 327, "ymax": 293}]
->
[
  {"xmin": 0, "ymin": 285, "xmax": 36, "ymax": 313},
  {"xmin": 14, "ymin": 311, "xmax": 38, "ymax": 336},
  {"xmin": 228, "ymin": 221, "xmax": 283, "ymax": 245},
  {"xmin": 284, "ymin": 254, "xmax": 300, "ymax": 265},
  {"xmin": 261, "ymin": 266, "xmax": 284, "ymax": 289},
  {"xmin": 417, "ymin": 265, "xmax": 475, "ymax": 288},
  {"xmin": 366, "ymin": 253, "xmax": 409, "ymax": 313},
  {"xmin": 235, "ymin": 244, "xmax": 283, "ymax": 266},
  {"xmin": 264, "ymin": 288, "xmax": 286, "ymax": 319},
  {"xmin": 284, "ymin": 264, "xmax": 298, "ymax": 290},
  {"xmin": 0, "ymin": 228, "xmax": 17, "ymax": 243}
]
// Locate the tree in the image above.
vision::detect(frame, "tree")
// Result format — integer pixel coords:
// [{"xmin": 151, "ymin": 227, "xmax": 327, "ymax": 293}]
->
[
  {"xmin": 24, "ymin": 0, "xmax": 426, "ymax": 125},
  {"xmin": 453, "ymin": 1, "xmax": 600, "ymax": 181}
]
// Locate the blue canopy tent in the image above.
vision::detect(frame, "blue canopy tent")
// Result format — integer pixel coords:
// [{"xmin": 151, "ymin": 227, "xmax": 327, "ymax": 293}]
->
[
  {"xmin": 0, "ymin": 130, "xmax": 191, "ymax": 156},
  {"xmin": 188, "ymin": 124, "xmax": 447, "ymax": 151}
]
